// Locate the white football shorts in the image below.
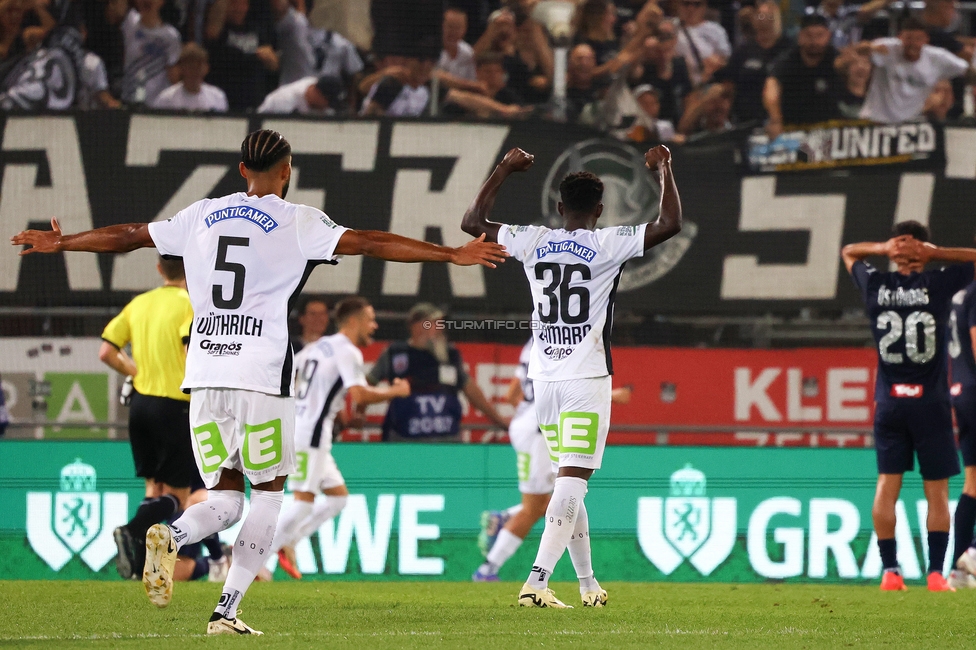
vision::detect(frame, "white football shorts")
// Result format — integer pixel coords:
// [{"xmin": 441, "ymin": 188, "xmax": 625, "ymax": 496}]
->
[
  {"xmin": 534, "ymin": 376, "xmax": 612, "ymax": 471},
  {"xmin": 289, "ymin": 448, "xmax": 346, "ymax": 494},
  {"xmin": 189, "ymin": 388, "xmax": 296, "ymax": 489},
  {"xmin": 508, "ymin": 402, "xmax": 555, "ymax": 495}
]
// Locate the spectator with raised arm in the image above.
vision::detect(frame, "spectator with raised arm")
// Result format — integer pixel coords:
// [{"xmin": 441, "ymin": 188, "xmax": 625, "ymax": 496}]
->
[
  {"xmin": 763, "ymin": 14, "xmax": 843, "ymax": 139},
  {"xmin": 677, "ymin": 81, "xmax": 732, "ymax": 138},
  {"xmin": 119, "ymin": 0, "xmax": 181, "ymax": 105},
  {"xmin": 835, "ymin": 49, "xmax": 871, "ymax": 118},
  {"xmin": 714, "ymin": 0, "xmax": 791, "ymax": 125},
  {"xmin": 151, "ymin": 43, "xmax": 229, "ymax": 112},
  {"xmin": 474, "ymin": 6, "xmax": 553, "ymax": 104},
  {"xmin": 673, "ymin": 0, "xmax": 730, "ymax": 87},
  {"xmin": 808, "ymin": 0, "xmax": 896, "ymax": 49},
  {"xmin": 630, "ymin": 19, "xmax": 692, "ymax": 125},
  {"xmin": 270, "ymin": 0, "xmax": 315, "ymax": 86},
  {"xmin": 205, "ymin": 0, "xmax": 278, "ymax": 110},
  {"xmin": 858, "ymin": 16, "xmax": 973, "ymax": 124}
]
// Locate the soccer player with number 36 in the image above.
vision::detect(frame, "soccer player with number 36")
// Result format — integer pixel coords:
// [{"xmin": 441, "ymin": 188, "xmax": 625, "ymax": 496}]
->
[
  {"xmin": 842, "ymin": 223, "xmax": 976, "ymax": 592},
  {"xmin": 462, "ymin": 144, "xmax": 681, "ymax": 607}
]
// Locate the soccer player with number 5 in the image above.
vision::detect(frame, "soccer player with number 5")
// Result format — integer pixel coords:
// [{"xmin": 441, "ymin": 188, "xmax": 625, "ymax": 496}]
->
[
  {"xmin": 462, "ymin": 144, "xmax": 681, "ymax": 607},
  {"xmin": 842, "ymin": 223, "xmax": 976, "ymax": 592},
  {"xmin": 11, "ymin": 129, "xmax": 508, "ymax": 634}
]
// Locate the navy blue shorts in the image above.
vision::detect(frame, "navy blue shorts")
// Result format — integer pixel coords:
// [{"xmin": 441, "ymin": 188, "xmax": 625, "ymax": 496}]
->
[
  {"xmin": 874, "ymin": 399, "xmax": 960, "ymax": 480},
  {"xmin": 952, "ymin": 388, "xmax": 976, "ymax": 467}
]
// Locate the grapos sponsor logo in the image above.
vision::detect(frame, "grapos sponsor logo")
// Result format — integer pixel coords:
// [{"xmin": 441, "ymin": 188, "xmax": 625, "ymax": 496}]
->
[
  {"xmin": 200, "ymin": 340, "xmax": 242, "ymax": 356},
  {"xmin": 26, "ymin": 459, "xmax": 127, "ymax": 571}
]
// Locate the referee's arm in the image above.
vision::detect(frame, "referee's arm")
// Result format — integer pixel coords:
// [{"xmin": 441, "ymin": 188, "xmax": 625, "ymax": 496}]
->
[{"xmin": 99, "ymin": 341, "xmax": 138, "ymax": 377}]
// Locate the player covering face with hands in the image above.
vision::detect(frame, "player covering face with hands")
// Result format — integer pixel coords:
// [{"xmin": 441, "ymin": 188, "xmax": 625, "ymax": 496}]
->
[
  {"xmin": 462, "ymin": 144, "xmax": 680, "ymax": 607},
  {"xmin": 842, "ymin": 224, "xmax": 976, "ymax": 593},
  {"xmin": 11, "ymin": 130, "xmax": 507, "ymax": 635}
]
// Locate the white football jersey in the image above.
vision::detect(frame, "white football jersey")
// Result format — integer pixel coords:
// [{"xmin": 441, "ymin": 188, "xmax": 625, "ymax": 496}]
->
[
  {"xmin": 498, "ymin": 223, "xmax": 647, "ymax": 381},
  {"xmin": 293, "ymin": 333, "xmax": 367, "ymax": 452},
  {"xmin": 149, "ymin": 192, "xmax": 348, "ymax": 396}
]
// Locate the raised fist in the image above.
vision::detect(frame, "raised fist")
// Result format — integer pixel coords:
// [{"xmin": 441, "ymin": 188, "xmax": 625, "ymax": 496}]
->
[
  {"xmin": 645, "ymin": 145, "xmax": 671, "ymax": 169},
  {"xmin": 500, "ymin": 147, "xmax": 535, "ymax": 172}
]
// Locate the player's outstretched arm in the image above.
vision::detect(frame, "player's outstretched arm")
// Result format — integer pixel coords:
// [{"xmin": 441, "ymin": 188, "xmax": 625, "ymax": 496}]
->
[
  {"xmin": 643, "ymin": 145, "xmax": 682, "ymax": 251},
  {"xmin": 11, "ymin": 218, "xmax": 153, "ymax": 255},
  {"xmin": 334, "ymin": 230, "xmax": 508, "ymax": 268},
  {"xmin": 461, "ymin": 147, "xmax": 535, "ymax": 243},
  {"xmin": 347, "ymin": 378, "xmax": 410, "ymax": 407}
]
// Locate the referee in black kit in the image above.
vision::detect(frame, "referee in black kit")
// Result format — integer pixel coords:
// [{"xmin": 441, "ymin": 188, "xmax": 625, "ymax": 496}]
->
[{"xmin": 99, "ymin": 257, "xmax": 216, "ymax": 578}]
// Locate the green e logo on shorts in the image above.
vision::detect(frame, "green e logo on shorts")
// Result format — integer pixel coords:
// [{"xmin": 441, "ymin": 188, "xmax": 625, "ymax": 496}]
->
[
  {"xmin": 516, "ymin": 452, "xmax": 531, "ymax": 482},
  {"xmin": 540, "ymin": 424, "xmax": 559, "ymax": 462},
  {"xmin": 193, "ymin": 422, "xmax": 229, "ymax": 474},
  {"xmin": 293, "ymin": 451, "xmax": 309, "ymax": 482},
  {"xmin": 559, "ymin": 412, "xmax": 599, "ymax": 456},
  {"xmin": 243, "ymin": 419, "xmax": 283, "ymax": 471}
]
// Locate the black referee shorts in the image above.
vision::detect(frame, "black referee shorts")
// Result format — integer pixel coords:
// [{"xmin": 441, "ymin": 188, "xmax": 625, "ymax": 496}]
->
[{"xmin": 128, "ymin": 391, "xmax": 197, "ymax": 489}]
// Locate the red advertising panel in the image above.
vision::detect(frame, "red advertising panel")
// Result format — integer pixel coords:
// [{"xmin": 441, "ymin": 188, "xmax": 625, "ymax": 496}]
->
[{"xmin": 342, "ymin": 344, "xmax": 878, "ymax": 448}]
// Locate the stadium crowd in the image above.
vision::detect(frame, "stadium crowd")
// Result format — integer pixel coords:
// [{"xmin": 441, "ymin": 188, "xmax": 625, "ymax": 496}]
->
[{"xmin": 1, "ymin": 0, "xmax": 975, "ymax": 140}]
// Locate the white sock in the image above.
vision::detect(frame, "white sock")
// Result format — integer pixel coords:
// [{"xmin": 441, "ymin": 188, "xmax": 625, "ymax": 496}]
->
[
  {"xmin": 270, "ymin": 500, "xmax": 313, "ymax": 553},
  {"xmin": 213, "ymin": 490, "xmax": 283, "ymax": 621},
  {"xmin": 506, "ymin": 504, "xmax": 524, "ymax": 517},
  {"xmin": 295, "ymin": 495, "xmax": 348, "ymax": 541},
  {"xmin": 526, "ymin": 476, "xmax": 587, "ymax": 589},
  {"xmin": 567, "ymin": 501, "xmax": 599, "ymax": 593},
  {"xmin": 485, "ymin": 528, "xmax": 524, "ymax": 571},
  {"xmin": 169, "ymin": 490, "xmax": 244, "ymax": 551}
]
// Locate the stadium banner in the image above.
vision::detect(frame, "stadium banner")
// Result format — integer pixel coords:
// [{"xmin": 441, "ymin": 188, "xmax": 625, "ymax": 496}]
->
[
  {"xmin": 0, "ymin": 441, "xmax": 960, "ymax": 583},
  {"xmin": 0, "ymin": 338, "xmax": 877, "ymax": 445},
  {"xmin": 3, "ymin": 114, "xmax": 976, "ymax": 315},
  {"xmin": 744, "ymin": 120, "xmax": 944, "ymax": 173}
]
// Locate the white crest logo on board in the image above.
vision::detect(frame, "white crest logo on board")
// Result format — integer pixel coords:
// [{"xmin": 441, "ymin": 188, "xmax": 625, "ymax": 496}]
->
[
  {"xmin": 637, "ymin": 464, "xmax": 736, "ymax": 575},
  {"xmin": 26, "ymin": 459, "xmax": 127, "ymax": 571}
]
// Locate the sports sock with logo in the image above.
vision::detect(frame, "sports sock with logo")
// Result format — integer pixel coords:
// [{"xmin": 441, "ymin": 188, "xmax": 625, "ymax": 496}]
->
[
  {"xmin": 270, "ymin": 499, "xmax": 313, "ymax": 552},
  {"xmin": 567, "ymin": 501, "xmax": 599, "ymax": 593},
  {"xmin": 878, "ymin": 538, "xmax": 898, "ymax": 571},
  {"xmin": 169, "ymin": 490, "xmax": 244, "ymax": 552},
  {"xmin": 213, "ymin": 489, "xmax": 283, "ymax": 621},
  {"xmin": 203, "ymin": 533, "xmax": 224, "ymax": 561},
  {"xmin": 484, "ymin": 528, "xmax": 523, "ymax": 572},
  {"xmin": 953, "ymin": 493, "xmax": 976, "ymax": 564},
  {"xmin": 295, "ymin": 495, "xmax": 348, "ymax": 541},
  {"xmin": 526, "ymin": 476, "xmax": 587, "ymax": 589},
  {"xmin": 928, "ymin": 531, "xmax": 950, "ymax": 574},
  {"xmin": 127, "ymin": 494, "xmax": 179, "ymax": 540}
]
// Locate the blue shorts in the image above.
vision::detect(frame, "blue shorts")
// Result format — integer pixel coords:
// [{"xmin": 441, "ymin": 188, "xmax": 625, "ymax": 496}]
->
[
  {"xmin": 874, "ymin": 399, "xmax": 960, "ymax": 480},
  {"xmin": 952, "ymin": 387, "xmax": 976, "ymax": 467}
]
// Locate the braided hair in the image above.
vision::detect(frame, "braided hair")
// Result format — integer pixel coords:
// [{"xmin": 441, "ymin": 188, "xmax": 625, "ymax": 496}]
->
[{"xmin": 241, "ymin": 130, "xmax": 292, "ymax": 172}]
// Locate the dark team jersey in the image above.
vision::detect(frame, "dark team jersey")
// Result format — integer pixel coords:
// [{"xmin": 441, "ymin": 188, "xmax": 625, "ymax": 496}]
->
[
  {"xmin": 851, "ymin": 261, "xmax": 974, "ymax": 403},
  {"xmin": 949, "ymin": 280, "xmax": 976, "ymax": 388}
]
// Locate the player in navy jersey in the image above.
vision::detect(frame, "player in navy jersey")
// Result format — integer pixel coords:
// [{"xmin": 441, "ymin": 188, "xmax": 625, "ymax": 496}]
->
[
  {"xmin": 843, "ymin": 220, "xmax": 976, "ymax": 592},
  {"xmin": 947, "ymin": 278, "xmax": 976, "ymax": 588}
]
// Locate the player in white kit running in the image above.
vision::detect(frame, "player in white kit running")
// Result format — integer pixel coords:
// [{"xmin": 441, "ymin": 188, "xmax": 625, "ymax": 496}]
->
[
  {"xmin": 12, "ymin": 129, "xmax": 508, "ymax": 634},
  {"xmin": 270, "ymin": 296, "xmax": 409, "ymax": 579},
  {"xmin": 462, "ymin": 145, "xmax": 681, "ymax": 608}
]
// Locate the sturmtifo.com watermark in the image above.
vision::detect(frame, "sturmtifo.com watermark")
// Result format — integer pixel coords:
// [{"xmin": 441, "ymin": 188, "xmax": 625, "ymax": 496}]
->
[{"xmin": 423, "ymin": 319, "xmax": 544, "ymax": 331}]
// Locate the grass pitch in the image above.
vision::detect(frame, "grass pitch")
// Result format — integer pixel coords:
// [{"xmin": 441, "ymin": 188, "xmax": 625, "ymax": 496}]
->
[{"xmin": 0, "ymin": 580, "xmax": 973, "ymax": 649}]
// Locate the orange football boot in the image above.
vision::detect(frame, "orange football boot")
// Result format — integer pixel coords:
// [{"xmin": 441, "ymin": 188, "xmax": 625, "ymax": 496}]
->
[{"xmin": 880, "ymin": 570, "xmax": 908, "ymax": 591}]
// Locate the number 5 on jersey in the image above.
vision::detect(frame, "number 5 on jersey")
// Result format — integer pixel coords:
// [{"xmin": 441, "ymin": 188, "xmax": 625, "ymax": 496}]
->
[{"xmin": 214, "ymin": 236, "xmax": 249, "ymax": 310}]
